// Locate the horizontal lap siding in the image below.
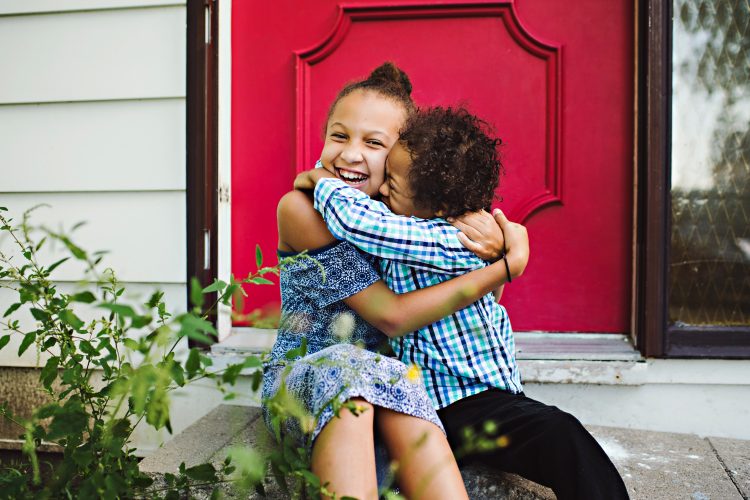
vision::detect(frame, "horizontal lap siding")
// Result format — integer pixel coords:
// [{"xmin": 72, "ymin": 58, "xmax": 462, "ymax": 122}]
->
[
  {"xmin": 0, "ymin": 7, "xmax": 185, "ymax": 103},
  {"xmin": 0, "ymin": 192, "xmax": 186, "ymax": 283},
  {"xmin": 0, "ymin": 0, "xmax": 185, "ymax": 16},
  {"xmin": 0, "ymin": 99, "xmax": 185, "ymax": 191},
  {"xmin": 0, "ymin": 3, "xmax": 187, "ymax": 366}
]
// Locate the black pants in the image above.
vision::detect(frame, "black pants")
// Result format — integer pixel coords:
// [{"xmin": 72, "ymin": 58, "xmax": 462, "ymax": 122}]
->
[{"xmin": 437, "ymin": 389, "xmax": 629, "ymax": 500}]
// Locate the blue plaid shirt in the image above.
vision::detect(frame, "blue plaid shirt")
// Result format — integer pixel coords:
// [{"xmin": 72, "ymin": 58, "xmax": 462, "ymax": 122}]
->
[{"xmin": 314, "ymin": 178, "xmax": 523, "ymax": 409}]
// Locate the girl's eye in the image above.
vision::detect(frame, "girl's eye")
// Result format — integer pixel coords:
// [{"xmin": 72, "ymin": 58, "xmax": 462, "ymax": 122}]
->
[
  {"xmin": 330, "ymin": 132, "xmax": 347, "ymax": 140},
  {"xmin": 366, "ymin": 140, "xmax": 385, "ymax": 147}
]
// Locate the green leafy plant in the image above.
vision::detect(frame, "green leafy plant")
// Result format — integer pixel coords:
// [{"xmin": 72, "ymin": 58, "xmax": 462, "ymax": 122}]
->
[{"xmin": 0, "ymin": 206, "xmax": 293, "ymax": 499}]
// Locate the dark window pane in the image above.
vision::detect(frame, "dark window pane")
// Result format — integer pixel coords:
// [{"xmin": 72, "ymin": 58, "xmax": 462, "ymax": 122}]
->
[{"xmin": 670, "ymin": 0, "xmax": 750, "ymax": 326}]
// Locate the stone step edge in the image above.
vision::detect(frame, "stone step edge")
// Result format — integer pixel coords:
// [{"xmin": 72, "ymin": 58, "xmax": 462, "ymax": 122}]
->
[{"xmin": 139, "ymin": 404, "xmax": 553, "ymax": 499}]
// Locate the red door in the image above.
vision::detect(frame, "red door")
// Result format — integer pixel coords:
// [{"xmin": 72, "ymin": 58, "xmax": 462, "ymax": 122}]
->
[{"xmin": 232, "ymin": 0, "xmax": 633, "ymax": 332}]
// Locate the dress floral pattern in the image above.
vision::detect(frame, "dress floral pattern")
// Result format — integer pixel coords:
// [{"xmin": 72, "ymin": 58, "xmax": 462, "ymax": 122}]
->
[{"xmin": 262, "ymin": 241, "xmax": 444, "ymax": 447}]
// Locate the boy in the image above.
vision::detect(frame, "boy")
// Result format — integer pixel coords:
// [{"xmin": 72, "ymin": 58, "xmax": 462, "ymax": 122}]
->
[{"xmin": 300, "ymin": 106, "xmax": 628, "ymax": 499}]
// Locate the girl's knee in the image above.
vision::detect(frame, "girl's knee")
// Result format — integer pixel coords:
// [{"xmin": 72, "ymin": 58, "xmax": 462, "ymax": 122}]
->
[
  {"xmin": 335, "ymin": 397, "xmax": 375, "ymax": 424},
  {"xmin": 348, "ymin": 397, "xmax": 374, "ymax": 414}
]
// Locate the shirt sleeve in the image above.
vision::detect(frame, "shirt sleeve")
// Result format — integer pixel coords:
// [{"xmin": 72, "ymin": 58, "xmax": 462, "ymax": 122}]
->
[{"xmin": 313, "ymin": 178, "xmax": 484, "ymax": 274}]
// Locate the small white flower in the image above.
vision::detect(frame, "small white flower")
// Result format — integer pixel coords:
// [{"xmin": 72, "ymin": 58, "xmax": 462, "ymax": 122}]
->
[{"xmin": 331, "ymin": 312, "xmax": 355, "ymax": 340}]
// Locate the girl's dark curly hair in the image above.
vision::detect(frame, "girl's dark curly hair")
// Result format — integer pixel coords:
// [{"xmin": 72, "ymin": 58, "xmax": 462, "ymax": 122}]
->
[
  {"xmin": 325, "ymin": 62, "xmax": 415, "ymax": 128},
  {"xmin": 399, "ymin": 106, "xmax": 502, "ymax": 218}
]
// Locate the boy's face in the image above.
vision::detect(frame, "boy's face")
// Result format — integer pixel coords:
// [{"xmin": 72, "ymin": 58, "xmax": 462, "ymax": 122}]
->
[
  {"xmin": 321, "ymin": 90, "xmax": 405, "ymax": 197},
  {"xmin": 380, "ymin": 142, "xmax": 434, "ymax": 218}
]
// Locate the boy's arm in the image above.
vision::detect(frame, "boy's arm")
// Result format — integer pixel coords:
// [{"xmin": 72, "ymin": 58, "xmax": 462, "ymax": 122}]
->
[{"xmin": 314, "ymin": 178, "xmax": 484, "ymax": 274}]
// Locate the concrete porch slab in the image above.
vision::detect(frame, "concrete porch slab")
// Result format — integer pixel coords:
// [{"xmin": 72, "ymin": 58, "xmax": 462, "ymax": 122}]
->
[
  {"xmin": 708, "ymin": 436, "xmax": 750, "ymax": 498},
  {"xmin": 588, "ymin": 426, "xmax": 745, "ymax": 499},
  {"xmin": 140, "ymin": 404, "xmax": 750, "ymax": 499}
]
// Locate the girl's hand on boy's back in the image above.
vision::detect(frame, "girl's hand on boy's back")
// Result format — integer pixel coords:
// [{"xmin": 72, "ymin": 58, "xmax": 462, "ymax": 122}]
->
[{"xmin": 448, "ymin": 210, "xmax": 505, "ymax": 262}]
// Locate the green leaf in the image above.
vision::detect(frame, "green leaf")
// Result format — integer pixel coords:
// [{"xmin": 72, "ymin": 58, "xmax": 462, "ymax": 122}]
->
[
  {"xmin": 200, "ymin": 353, "xmax": 213, "ymax": 367},
  {"xmin": 179, "ymin": 314, "xmax": 216, "ymax": 344},
  {"xmin": 146, "ymin": 290, "xmax": 164, "ymax": 308},
  {"xmin": 222, "ymin": 364, "xmax": 243, "ymax": 385},
  {"xmin": 47, "ymin": 257, "xmax": 70, "ymax": 274},
  {"xmin": 3, "ymin": 303, "xmax": 21, "ymax": 318},
  {"xmin": 29, "ymin": 308, "xmax": 50, "ymax": 322},
  {"xmin": 0, "ymin": 336, "xmax": 11, "ymax": 351},
  {"xmin": 59, "ymin": 310, "xmax": 84, "ymax": 330},
  {"xmin": 35, "ymin": 236, "xmax": 47, "ymax": 252},
  {"xmin": 170, "ymin": 362, "xmax": 185, "ymax": 387},
  {"xmin": 202, "ymin": 279, "xmax": 227, "ymax": 294},
  {"xmin": 18, "ymin": 331, "xmax": 36, "ymax": 356},
  {"xmin": 255, "ymin": 244, "xmax": 263, "ymax": 268},
  {"xmin": 40, "ymin": 357, "xmax": 59, "ymax": 388},
  {"xmin": 133, "ymin": 474, "xmax": 154, "ymax": 489},
  {"xmin": 79, "ymin": 340, "xmax": 98, "ymax": 356},
  {"xmin": 248, "ymin": 277, "xmax": 274, "ymax": 285},
  {"xmin": 36, "ymin": 403, "xmax": 58, "ymax": 419},
  {"xmin": 185, "ymin": 348, "xmax": 201, "ymax": 378},
  {"xmin": 297, "ymin": 469, "xmax": 320, "ymax": 488},
  {"xmin": 46, "ymin": 397, "xmax": 88, "ymax": 441},
  {"xmin": 122, "ymin": 338, "xmax": 140, "ymax": 352},
  {"xmin": 60, "ymin": 236, "xmax": 86, "ymax": 260},
  {"xmin": 98, "ymin": 302, "xmax": 136, "ymax": 318},
  {"xmin": 190, "ymin": 277, "xmax": 204, "ymax": 309},
  {"xmin": 109, "ymin": 418, "xmax": 131, "ymax": 439},
  {"xmin": 242, "ymin": 356, "xmax": 262, "ymax": 369},
  {"xmin": 72, "ymin": 446, "xmax": 94, "ymax": 469},
  {"xmin": 185, "ymin": 463, "xmax": 217, "ymax": 482},
  {"xmin": 70, "ymin": 291, "xmax": 96, "ymax": 304},
  {"xmin": 131, "ymin": 314, "xmax": 153, "ymax": 329}
]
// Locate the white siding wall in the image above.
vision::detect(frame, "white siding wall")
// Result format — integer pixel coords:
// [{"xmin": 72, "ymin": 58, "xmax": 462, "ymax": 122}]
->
[{"xmin": 0, "ymin": 1, "xmax": 187, "ymax": 366}]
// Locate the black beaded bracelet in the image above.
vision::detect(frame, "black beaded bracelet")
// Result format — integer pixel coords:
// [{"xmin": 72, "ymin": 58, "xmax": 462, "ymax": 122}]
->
[{"xmin": 503, "ymin": 254, "xmax": 512, "ymax": 283}]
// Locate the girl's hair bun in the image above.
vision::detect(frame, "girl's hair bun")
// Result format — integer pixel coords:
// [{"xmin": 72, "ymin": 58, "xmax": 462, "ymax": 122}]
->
[
  {"xmin": 368, "ymin": 62, "xmax": 412, "ymax": 96},
  {"xmin": 323, "ymin": 62, "xmax": 415, "ymax": 131}
]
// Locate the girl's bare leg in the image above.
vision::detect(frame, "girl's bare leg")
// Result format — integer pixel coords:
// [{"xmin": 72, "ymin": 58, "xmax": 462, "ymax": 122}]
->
[
  {"xmin": 377, "ymin": 408, "xmax": 469, "ymax": 500},
  {"xmin": 311, "ymin": 398, "xmax": 378, "ymax": 500}
]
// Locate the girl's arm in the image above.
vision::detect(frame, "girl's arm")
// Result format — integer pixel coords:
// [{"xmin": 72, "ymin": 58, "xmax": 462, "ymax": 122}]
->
[
  {"xmin": 312, "ymin": 177, "xmax": 483, "ymax": 275},
  {"xmin": 278, "ymin": 191, "xmax": 528, "ymax": 338}
]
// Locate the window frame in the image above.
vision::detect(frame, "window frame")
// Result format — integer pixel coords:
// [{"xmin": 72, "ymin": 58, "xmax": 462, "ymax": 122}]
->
[{"xmin": 635, "ymin": 0, "xmax": 750, "ymax": 358}]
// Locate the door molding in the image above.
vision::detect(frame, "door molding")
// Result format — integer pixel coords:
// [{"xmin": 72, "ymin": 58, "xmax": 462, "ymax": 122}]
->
[{"xmin": 295, "ymin": 1, "xmax": 563, "ymax": 223}]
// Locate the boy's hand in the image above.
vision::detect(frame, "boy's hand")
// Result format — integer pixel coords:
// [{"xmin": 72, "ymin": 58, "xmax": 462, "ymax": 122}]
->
[
  {"xmin": 492, "ymin": 209, "xmax": 529, "ymax": 279},
  {"xmin": 293, "ymin": 167, "xmax": 336, "ymax": 191},
  {"xmin": 448, "ymin": 210, "xmax": 505, "ymax": 261}
]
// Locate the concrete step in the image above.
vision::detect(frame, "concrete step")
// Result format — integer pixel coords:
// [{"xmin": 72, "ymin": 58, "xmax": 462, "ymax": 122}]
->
[{"xmin": 140, "ymin": 404, "xmax": 750, "ymax": 499}]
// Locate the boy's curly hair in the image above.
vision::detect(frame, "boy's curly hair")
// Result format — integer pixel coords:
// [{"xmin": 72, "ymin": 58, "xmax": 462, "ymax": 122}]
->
[{"xmin": 399, "ymin": 107, "xmax": 502, "ymax": 218}]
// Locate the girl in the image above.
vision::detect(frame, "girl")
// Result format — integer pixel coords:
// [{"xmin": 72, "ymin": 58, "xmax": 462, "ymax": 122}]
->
[{"xmin": 262, "ymin": 64, "xmax": 527, "ymax": 500}]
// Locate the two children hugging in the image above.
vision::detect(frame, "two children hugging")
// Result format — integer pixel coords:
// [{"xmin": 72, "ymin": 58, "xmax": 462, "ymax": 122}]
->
[{"xmin": 295, "ymin": 96, "xmax": 628, "ymax": 499}]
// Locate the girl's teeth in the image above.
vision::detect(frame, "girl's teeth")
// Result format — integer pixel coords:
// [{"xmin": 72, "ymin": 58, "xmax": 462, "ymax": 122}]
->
[{"xmin": 341, "ymin": 173, "xmax": 367, "ymax": 182}]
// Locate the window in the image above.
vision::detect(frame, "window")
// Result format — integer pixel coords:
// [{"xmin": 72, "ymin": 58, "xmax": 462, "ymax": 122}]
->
[{"xmin": 638, "ymin": 0, "xmax": 750, "ymax": 357}]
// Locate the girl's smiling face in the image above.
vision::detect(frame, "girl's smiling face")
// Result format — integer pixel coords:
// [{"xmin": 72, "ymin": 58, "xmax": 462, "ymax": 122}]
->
[{"xmin": 321, "ymin": 90, "xmax": 406, "ymax": 197}]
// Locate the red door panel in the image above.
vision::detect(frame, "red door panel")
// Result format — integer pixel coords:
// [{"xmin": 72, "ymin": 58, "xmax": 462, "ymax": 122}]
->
[{"xmin": 232, "ymin": 0, "xmax": 633, "ymax": 332}]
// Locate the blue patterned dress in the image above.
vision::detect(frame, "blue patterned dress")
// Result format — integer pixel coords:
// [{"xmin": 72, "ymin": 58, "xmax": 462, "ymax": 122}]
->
[{"xmin": 261, "ymin": 240, "xmax": 444, "ymax": 448}]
